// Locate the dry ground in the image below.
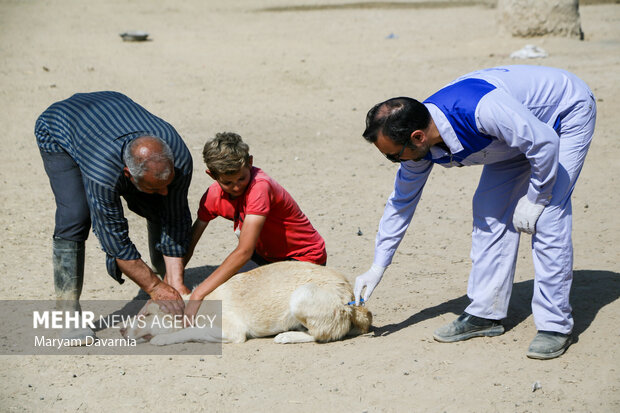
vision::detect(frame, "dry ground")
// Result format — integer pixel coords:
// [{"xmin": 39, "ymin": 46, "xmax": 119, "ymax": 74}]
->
[{"xmin": 0, "ymin": 0, "xmax": 619, "ymax": 411}]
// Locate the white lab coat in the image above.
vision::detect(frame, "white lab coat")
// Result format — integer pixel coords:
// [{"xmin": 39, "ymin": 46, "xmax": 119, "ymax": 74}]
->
[{"xmin": 374, "ymin": 65, "xmax": 596, "ymax": 333}]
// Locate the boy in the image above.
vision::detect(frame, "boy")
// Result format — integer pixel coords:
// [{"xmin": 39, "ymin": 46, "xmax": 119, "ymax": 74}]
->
[{"xmin": 183, "ymin": 132, "xmax": 327, "ymax": 320}]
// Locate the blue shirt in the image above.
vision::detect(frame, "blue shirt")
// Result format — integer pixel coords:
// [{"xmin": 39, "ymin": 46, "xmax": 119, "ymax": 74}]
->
[{"xmin": 35, "ymin": 91, "xmax": 193, "ymax": 282}]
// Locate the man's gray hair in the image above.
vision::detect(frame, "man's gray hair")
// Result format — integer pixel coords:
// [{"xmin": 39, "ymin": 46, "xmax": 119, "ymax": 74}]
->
[{"xmin": 123, "ymin": 135, "xmax": 175, "ymax": 180}]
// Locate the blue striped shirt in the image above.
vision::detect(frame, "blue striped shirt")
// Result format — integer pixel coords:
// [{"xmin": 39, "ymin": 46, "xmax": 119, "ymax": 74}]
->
[{"xmin": 35, "ymin": 91, "xmax": 193, "ymax": 282}]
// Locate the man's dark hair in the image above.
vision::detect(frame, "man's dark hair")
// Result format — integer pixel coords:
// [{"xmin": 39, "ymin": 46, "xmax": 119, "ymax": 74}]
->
[{"xmin": 362, "ymin": 97, "xmax": 431, "ymax": 145}]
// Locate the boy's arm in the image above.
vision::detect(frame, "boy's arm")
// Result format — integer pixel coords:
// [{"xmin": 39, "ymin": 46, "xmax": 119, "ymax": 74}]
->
[
  {"xmin": 184, "ymin": 214, "xmax": 266, "ymax": 322},
  {"xmin": 183, "ymin": 218, "xmax": 209, "ymax": 267}
]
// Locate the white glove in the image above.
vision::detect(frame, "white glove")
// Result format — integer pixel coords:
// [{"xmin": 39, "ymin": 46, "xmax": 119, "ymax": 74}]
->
[
  {"xmin": 512, "ymin": 195, "xmax": 545, "ymax": 234},
  {"xmin": 354, "ymin": 264, "xmax": 387, "ymax": 305}
]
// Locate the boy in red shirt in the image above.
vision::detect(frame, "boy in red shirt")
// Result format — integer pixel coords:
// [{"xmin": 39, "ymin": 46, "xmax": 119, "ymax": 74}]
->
[{"xmin": 183, "ymin": 132, "xmax": 327, "ymax": 319}]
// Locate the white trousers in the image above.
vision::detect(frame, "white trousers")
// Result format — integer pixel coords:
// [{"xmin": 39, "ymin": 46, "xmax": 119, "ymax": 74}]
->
[{"xmin": 465, "ymin": 95, "xmax": 597, "ymax": 334}]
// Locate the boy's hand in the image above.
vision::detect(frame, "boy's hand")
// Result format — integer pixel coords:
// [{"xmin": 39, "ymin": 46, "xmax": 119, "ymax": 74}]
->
[{"xmin": 183, "ymin": 293, "xmax": 204, "ymax": 327}]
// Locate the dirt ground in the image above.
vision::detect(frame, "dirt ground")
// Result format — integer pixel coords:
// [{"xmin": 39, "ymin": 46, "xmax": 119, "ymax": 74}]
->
[{"xmin": 1, "ymin": 0, "xmax": 619, "ymax": 411}]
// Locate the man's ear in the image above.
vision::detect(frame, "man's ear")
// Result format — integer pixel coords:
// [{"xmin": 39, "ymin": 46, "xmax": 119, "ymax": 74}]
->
[
  {"xmin": 205, "ymin": 169, "xmax": 216, "ymax": 180},
  {"xmin": 123, "ymin": 166, "xmax": 132, "ymax": 179},
  {"xmin": 410, "ymin": 130, "xmax": 425, "ymax": 145}
]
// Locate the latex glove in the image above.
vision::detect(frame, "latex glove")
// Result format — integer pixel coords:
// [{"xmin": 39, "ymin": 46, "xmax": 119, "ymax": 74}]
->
[
  {"xmin": 354, "ymin": 264, "xmax": 387, "ymax": 305},
  {"xmin": 512, "ymin": 195, "xmax": 545, "ymax": 234}
]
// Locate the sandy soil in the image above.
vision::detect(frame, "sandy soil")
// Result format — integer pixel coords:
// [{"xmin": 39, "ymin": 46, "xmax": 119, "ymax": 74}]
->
[{"xmin": 1, "ymin": 0, "xmax": 619, "ymax": 411}]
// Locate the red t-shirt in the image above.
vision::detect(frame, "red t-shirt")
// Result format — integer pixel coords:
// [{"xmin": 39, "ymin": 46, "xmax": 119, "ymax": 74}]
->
[{"xmin": 197, "ymin": 167, "xmax": 327, "ymax": 265}]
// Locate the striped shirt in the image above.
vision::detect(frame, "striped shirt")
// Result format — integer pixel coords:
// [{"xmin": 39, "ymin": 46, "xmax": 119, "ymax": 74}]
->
[{"xmin": 35, "ymin": 91, "xmax": 193, "ymax": 282}]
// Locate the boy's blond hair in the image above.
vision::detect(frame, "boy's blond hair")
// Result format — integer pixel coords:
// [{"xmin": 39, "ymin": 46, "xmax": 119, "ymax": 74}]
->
[{"xmin": 202, "ymin": 132, "xmax": 251, "ymax": 176}]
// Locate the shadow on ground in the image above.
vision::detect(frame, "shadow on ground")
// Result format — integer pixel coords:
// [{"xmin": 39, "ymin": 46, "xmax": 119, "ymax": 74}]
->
[
  {"xmin": 371, "ymin": 269, "xmax": 620, "ymax": 340},
  {"xmin": 98, "ymin": 265, "xmax": 618, "ymax": 342}
]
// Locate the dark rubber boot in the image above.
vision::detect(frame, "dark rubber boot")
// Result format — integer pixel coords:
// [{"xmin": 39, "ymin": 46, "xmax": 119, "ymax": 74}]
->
[
  {"xmin": 53, "ymin": 238, "xmax": 85, "ymax": 305},
  {"xmin": 53, "ymin": 238, "xmax": 96, "ymax": 343}
]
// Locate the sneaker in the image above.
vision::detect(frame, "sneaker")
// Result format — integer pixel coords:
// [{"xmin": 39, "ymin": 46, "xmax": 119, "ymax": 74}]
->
[
  {"xmin": 433, "ymin": 312, "xmax": 504, "ymax": 343},
  {"xmin": 526, "ymin": 331, "xmax": 572, "ymax": 360}
]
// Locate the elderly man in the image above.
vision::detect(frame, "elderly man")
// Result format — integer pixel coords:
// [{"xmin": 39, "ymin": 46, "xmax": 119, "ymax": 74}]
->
[
  {"xmin": 35, "ymin": 91, "xmax": 193, "ymax": 340},
  {"xmin": 354, "ymin": 65, "xmax": 596, "ymax": 359}
]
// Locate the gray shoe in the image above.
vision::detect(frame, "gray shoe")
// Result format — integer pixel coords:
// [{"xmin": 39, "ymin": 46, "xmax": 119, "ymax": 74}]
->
[
  {"xmin": 526, "ymin": 331, "xmax": 572, "ymax": 360},
  {"xmin": 433, "ymin": 312, "xmax": 504, "ymax": 343}
]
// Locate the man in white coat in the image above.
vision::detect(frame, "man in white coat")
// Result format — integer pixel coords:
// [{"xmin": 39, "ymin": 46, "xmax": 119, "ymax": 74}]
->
[{"xmin": 355, "ymin": 65, "xmax": 596, "ymax": 359}]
